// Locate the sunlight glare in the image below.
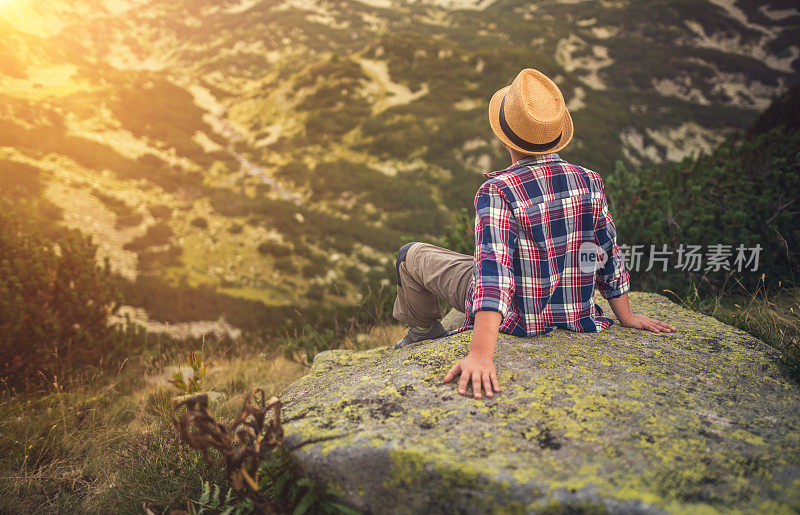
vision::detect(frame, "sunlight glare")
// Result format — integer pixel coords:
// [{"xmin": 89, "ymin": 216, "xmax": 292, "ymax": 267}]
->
[{"xmin": 0, "ymin": 0, "xmax": 67, "ymax": 38}]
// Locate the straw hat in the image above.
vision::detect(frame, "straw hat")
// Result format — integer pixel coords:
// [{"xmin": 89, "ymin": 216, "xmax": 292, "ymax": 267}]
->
[{"xmin": 488, "ymin": 69, "xmax": 573, "ymax": 155}]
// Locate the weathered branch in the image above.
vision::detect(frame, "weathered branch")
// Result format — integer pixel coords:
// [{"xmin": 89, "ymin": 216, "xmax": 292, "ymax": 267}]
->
[{"xmin": 172, "ymin": 388, "xmax": 285, "ymax": 513}]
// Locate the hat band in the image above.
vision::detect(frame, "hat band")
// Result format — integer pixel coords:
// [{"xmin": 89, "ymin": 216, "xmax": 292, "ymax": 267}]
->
[{"xmin": 500, "ymin": 95, "xmax": 562, "ymax": 153}]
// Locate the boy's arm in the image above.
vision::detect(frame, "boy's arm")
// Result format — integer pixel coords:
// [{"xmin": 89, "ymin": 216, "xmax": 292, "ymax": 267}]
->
[
  {"xmin": 443, "ymin": 310, "xmax": 502, "ymax": 398},
  {"xmin": 442, "ymin": 183, "xmax": 516, "ymax": 399},
  {"xmin": 594, "ymin": 178, "xmax": 676, "ymax": 332},
  {"xmin": 593, "ymin": 178, "xmax": 631, "ymax": 301}
]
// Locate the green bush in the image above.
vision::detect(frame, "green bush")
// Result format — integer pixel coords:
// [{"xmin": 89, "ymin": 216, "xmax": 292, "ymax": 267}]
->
[
  {"xmin": 294, "ymin": 56, "xmax": 370, "ymax": 140},
  {"xmin": 91, "ymin": 189, "xmax": 142, "ymax": 228},
  {"xmin": 190, "ymin": 217, "xmax": 209, "ymax": 229},
  {"xmin": 606, "ymin": 93, "xmax": 800, "ymax": 291},
  {"xmin": 274, "ymin": 259, "xmax": 298, "ymax": 274},
  {"xmin": 138, "ymin": 245, "xmax": 183, "ymax": 272},
  {"xmin": 343, "ymin": 264, "xmax": 365, "ymax": 285},
  {"xmin": 207, "ymin": 188, "xmax": 299, "ymax": 231},
  {"xmin": 115, "ymin": 212, "xmax": 144, "ymax": 227},
  {"xmin": 111, "ymin": 76, "xmax": 210, "ymax": 158},
  {"xmin": 439, "ymin": 207, "xmax": 475, "ymax": 256},
  {"xmin": 149, "ymin": 204, "xmax": 173, "ymax": 219},
  {"xmin": 123, "ymin": 154, "xmax": 207, "ymax": 194},
  {"xmin": 0, "ymin": 159, "xmax": 42, "ymax": 199},
  {"xmin": 123, "ymin": 222, "xmax": 174, "ymax": 251},
  {"xmin": 257, "ymin": 240, "xmax": 294, "ymax": 257},
  {"xmin": 0, "ymin": 205, "xmax": 124, "ymax": 387}
]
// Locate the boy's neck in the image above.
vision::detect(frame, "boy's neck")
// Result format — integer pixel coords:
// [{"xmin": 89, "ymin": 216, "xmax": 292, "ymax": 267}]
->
[
  {"xmin": 509, "ymin": 150, "xmax": 555, "ymax": 166},
  {"xmin": 509, "ymin": 149, "xmax": 532, "ymax": 165}
]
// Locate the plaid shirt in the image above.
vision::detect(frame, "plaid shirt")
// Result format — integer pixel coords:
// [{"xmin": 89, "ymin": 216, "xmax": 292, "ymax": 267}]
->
[{"xmin": 454, "ymin": 153, "xmax": 630, "ymax": 336}]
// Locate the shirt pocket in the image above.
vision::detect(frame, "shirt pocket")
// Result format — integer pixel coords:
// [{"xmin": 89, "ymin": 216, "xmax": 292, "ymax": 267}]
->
[{"xmin": 522, "ymin": 195, "xmax": 593, "ymax": 252}]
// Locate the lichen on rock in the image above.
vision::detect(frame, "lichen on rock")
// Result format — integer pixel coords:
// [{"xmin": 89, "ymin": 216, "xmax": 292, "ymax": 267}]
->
[{"xmin": 279, "ymin": 292, "xmax": 800, "ymax": 513}]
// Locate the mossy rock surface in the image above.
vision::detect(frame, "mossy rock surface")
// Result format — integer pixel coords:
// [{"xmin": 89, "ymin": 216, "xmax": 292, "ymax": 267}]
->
[{"xmin": 280, "ymin": 292, "xmax": 800, "ymax": 514}]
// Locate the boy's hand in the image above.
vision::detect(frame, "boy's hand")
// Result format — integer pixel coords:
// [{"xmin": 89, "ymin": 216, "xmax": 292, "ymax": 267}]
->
[
  {"xmin": 620, "ymin": 313, "xmax": 676, "ymax": 332},
  {"xmin": 442, "ymin": 353, "xmax": 501, "ymax": 399},
  {"xmin": 608, "ymin": 294, "xmax": 676, "ymax": 333}
]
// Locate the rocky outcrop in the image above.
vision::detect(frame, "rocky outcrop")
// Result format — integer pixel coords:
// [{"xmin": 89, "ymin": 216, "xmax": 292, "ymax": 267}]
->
[{"xmin": 279, "ymin": 292, "xmax": 800, "ymax": 513}]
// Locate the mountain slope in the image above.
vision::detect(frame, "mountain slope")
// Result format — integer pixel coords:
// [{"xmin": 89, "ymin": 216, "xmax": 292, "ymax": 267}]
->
[{"xmin": 0, "ymin": 0, "xmax": 797, "ymax": 333}]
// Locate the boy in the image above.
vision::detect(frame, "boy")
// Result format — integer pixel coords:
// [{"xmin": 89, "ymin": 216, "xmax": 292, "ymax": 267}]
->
[{"xmin": 393, "ymin": 69, "xmax": 676, "ymax": 400}]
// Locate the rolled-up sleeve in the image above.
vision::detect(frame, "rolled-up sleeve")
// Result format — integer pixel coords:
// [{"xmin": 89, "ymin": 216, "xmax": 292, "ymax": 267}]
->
[
  {"xmin": 594, "ymin": 179, "xmax": 630, "ymax": 299},
  {"xmin": 471, "ymin": 183, "xmax": 518, "ymax": 318}
]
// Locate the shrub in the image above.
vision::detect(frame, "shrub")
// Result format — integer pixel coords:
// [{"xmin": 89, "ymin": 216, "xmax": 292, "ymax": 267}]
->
[
  {"xmin": 90, "ymin": 189, "xmax": 142, "ymax": 228},
  {"xmin": 301, "ymin": 262, "xmax": 325, "ymax": 279},
  {"xmin": 0, "ymin": 205, "xmax": 123, "ymax": 387},
  {"xmin": 115, "ymin": 212, "xmax": 144, "ymax": 227},
  {"xmin": 0, "ymin": 160, "xmax": 42, "ymax": 199},
  {"xmin": 606, "ymin": 122, "xmax": 800, "ymax": 291},
  {"xmin": 190, "ymin": 217, "xmax": 209, "ymax": 229},
  {"xmin": 138, "ymin": 245, "xmax": 183, "ymax": 272},
  {"xmin": 257, "ymin": 240, "xmax": 294, "ymax": 257},
  {"xmin": 274, "ymin": 260, "xmax": 297, "ymax": 274},
  {"xmin": 123, "ymin": 222, "xmax": 174, "ymax": 251},
  {"xmin": 343, "ymin": 264, "xmax": 364, "ymax": 285},
  {"xmin": 149, "ymin": 204, "xmax": 173, "ymax": 219},
  {"xmin": 129, "ymin": 154, "xmax": 204, "ymax": 194},
  {"xmin": 439, "ymin": 207, "xmax": 474, "ymax": 256}
]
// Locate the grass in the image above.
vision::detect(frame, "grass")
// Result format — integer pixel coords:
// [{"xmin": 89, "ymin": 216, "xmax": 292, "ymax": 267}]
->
[
  {"xmin": 0, "ymin": 319, "xmax": 404, "ymax": 514},
  {"xmin": 665, "ymin": 274, "xmax": 800, "ymax": 380},
  {"xmin": 2, "ymin": 270, "xmax": 797, "ymax": 513}
]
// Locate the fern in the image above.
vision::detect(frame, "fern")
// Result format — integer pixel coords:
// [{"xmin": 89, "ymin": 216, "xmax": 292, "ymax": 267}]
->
[
  {"xmin": 190, "ymin": 479, "xmax": 249, "ymax": 515},
  {"xmin": 255, "ymin": 448, "xmax": 356, "ymax": 514}
]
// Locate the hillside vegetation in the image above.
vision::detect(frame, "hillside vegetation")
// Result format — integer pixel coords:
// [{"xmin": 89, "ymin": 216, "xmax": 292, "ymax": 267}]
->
[
  {"xmin": 1, "ymin": 0, "xmax": 798, "ymax": 339},
  {"xmin": 1, "ymin": 1, "xmax": 799, "ymax": 510}
]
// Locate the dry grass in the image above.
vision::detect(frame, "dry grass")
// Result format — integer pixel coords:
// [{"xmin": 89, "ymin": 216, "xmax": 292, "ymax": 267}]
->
[
  {"xmin": 0, "ymin": 313, "xmax": 404, "ymax": 514},
  {"xmin": 7, "ymin": 276, "xmax": 794, "ymax": 514},
  {"xmin": 0, "ymin": 345, "xmax": 305, "ymax": 513},
  {"xmin": 665, "ymin": 275, "xmax": 800, "ymax": 380},
  {"xmin": 0, "ymin": 257, "xmax": 405, "ymax": 513},
  {"xmin": 2, "ymin": 283, "xmax": 795, "ymax": 513}
]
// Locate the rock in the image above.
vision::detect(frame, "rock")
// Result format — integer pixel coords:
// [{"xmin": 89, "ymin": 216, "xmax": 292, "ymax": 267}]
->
[{"xmin": 279, "ymin": 292, "xmax": 800, "ymax": 513}]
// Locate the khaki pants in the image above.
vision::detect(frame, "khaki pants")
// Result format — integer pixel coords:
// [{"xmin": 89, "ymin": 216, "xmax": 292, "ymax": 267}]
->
[{"xmin": 393, "ymin": 242, "xmax": 474, "ymax": 327}]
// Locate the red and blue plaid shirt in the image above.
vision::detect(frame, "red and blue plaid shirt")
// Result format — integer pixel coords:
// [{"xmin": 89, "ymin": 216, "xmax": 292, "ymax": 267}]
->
[{"xmin": 454, "ymin": 153, "xmax": 630, "ymax": 336}]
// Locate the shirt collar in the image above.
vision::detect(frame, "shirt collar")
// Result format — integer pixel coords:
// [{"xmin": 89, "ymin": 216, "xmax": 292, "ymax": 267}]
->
[{"xmin": 482, "ymin": 153, "xmax": 563, "ymax": 178}]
